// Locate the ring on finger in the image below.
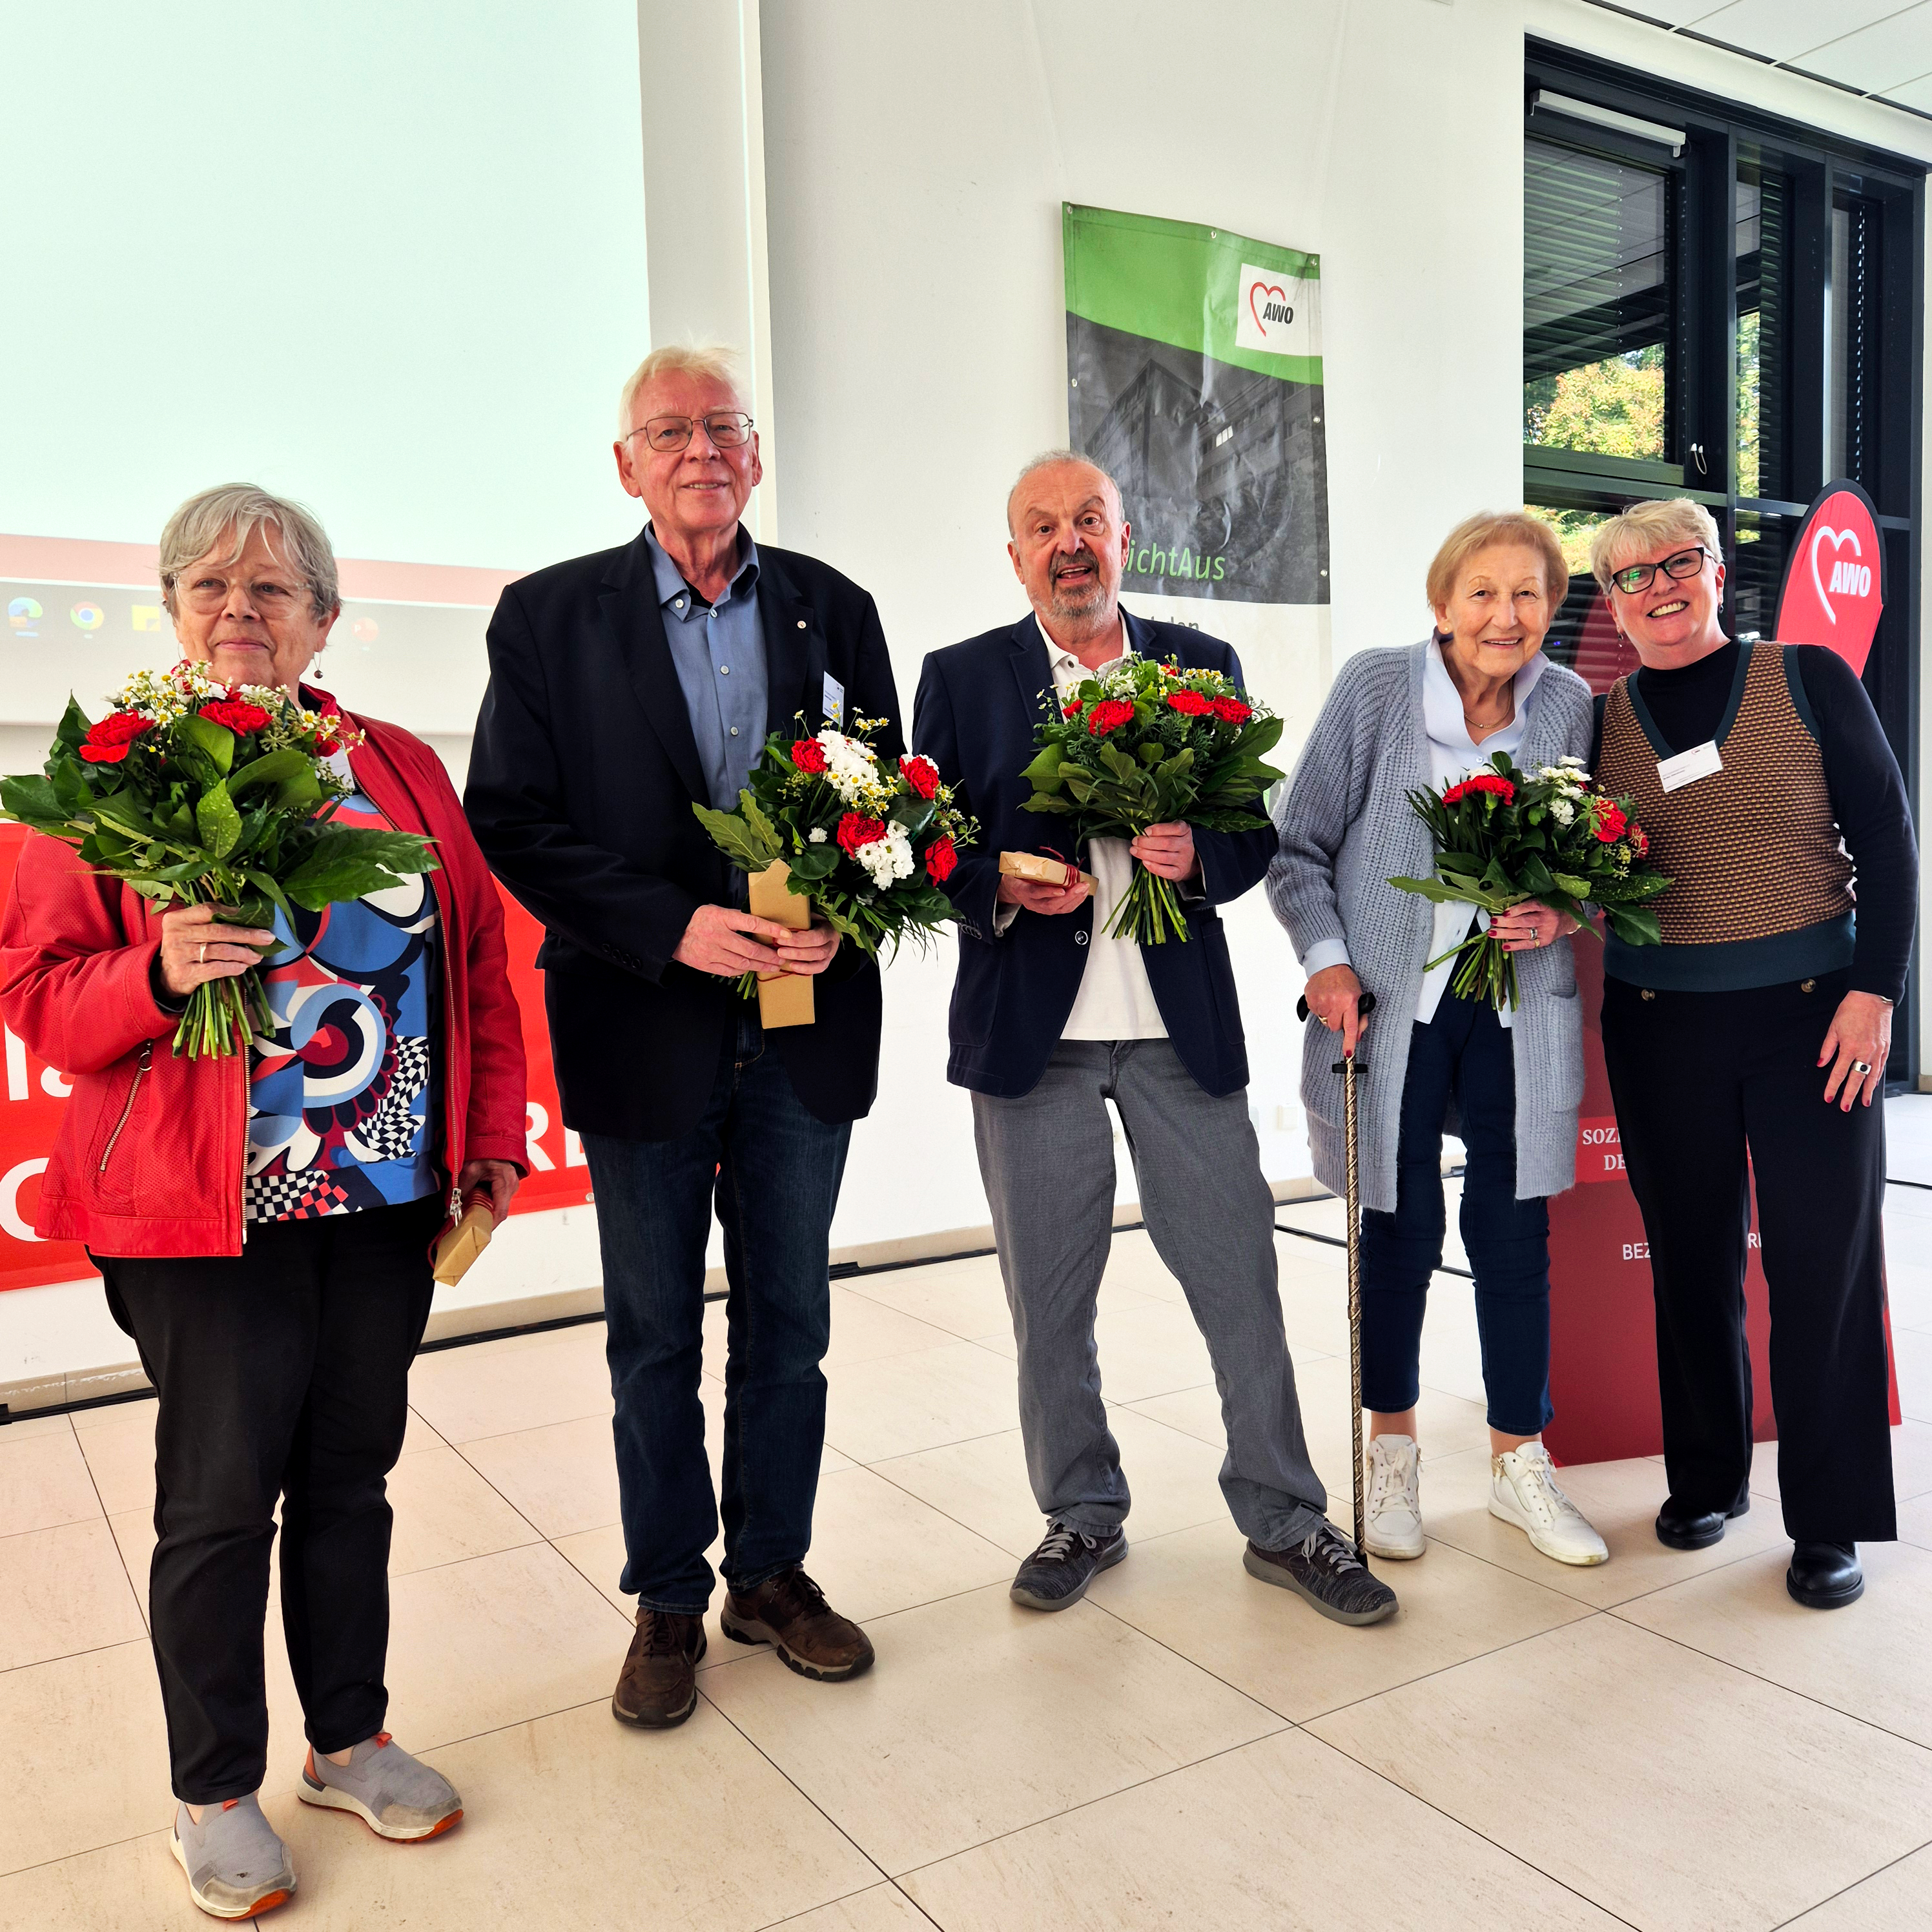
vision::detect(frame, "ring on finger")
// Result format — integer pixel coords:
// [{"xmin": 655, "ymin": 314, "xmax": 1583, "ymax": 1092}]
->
[
  {"xmin": 197, "ymin": 941, "xmax": 207, "ymax": 965},
  {"xmin": 1853, "ymin": 1060, "xmax": 1874, "ymax": 1075}
]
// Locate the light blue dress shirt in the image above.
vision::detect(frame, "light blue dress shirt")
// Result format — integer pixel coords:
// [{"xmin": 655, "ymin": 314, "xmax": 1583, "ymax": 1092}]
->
[{"xmin": 645, "ymin": 524, "xmax": 770, "ymax": 811}]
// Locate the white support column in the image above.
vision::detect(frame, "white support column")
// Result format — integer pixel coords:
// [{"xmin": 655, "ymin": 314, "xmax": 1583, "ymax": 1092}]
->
[{"xmin": 634, "ymin": 0, "xmax": 778, "ymax": 542}]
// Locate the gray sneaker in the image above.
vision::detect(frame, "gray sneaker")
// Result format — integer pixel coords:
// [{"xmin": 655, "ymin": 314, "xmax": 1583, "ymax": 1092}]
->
[
  {"xmin": 1011, "ymin": 1520, "xmax": 1127, "ymax": 1610},
  {"xmin": 170, "ymin": 1794, "xmax": 295, "ymax": 1920},
  {"xmin": 1244, "ymin": 1521, "xmax": 1399, "ymax": 1626},
  {"xmin": 298, "ymin": 1732, "xmax": 463, "ymax": 1842}
]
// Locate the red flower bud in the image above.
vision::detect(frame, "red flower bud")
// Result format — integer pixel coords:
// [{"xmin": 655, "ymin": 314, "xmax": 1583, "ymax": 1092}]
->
[{"xmin": 923, "ymin": 834, "xmax": 958, "ymax": 882}]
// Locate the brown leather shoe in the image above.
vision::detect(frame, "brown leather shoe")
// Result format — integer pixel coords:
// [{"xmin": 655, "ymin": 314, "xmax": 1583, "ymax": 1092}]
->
[
  {"xmin": 721, "ymin": 1567, "xmax": 874, "ymax": 1681},
  {"xmin": 611, "ymin": 1607, "xmax": 706, "ymax": 1728}
]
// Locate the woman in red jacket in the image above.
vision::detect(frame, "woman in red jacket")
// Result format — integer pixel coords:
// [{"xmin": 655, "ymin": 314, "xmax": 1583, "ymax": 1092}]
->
[{"xmin": 0, "ymin": 485, "xmax": 528, "ymax": 1922}]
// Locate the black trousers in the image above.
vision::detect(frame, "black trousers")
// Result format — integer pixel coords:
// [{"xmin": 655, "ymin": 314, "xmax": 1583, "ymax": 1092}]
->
[
  {"xmin": 1601, "ymin": 970, "xmax": 1895, "ymax": 1543},
  {"xmin": 96, "ymin": 1195, "xmax": 442, "ymax": 1803}
]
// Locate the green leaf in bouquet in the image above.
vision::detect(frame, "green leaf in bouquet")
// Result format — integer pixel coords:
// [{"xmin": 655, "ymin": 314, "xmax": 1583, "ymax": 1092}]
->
[
  {"xmin": 1189, "ymin": 808, "xmax": 1270, "ymax": 834},
  {"xmin": 178, "ymin": 714, "xmax": 236, "ymax": 775},
  {"xmin": 1097, "ymin": 742, "xmax": 1140, "ymax": 784},
  {"xmin": 1060, "ymin": 770, "xmax": 1098, "ymax": 805},
  {"xmin": 1240, "ymin": 715, "xmax": 1284, "ymax": 759},
  {"xmin": 1018, "ymin": 793, "xmax": 1074, "ymax": 815},
  {"xmin": 739, "ymin": 787, "xmax": 784, "ymax": 856},
  {"xmin": 1552, "ymin": 872, "xmax": 1590, "ymax": 898},
  {"xmin": 229, "ymin": 748, "xmax": 314, "ymax": 798},
  {"xmin": 90, "ymin": 796, "xmax": 159, "ymax": 845},
  {"xmin": 282, "ymin": 827, "xmax": 439, "ymax": 909},
  {"xmin": 890, "ymin": 796, "xmax": 937, "ymax": 838},
  {"xmin": 1516, "ymin": 854, "xmax": 1557, "ymax": 896},
  {"xmin": 1019, "ymin": 746, "xmax": 1067, "ymax": 788},
  {"xmin": 54, "ymin": 697, "xmax": 92, "ymax": 754},
  {"xmin": 1602, "ymin": 904, "xmax": 1663, "ymax": 946},
  {"xmin": 786, "ymin": 841, "xmax": 842, "ymax": 882},
  {"xmin": 0, "ymin": 774, "xmax": 67, "ymax": 829},
  {"xmin": 1136, "ymin": 741, "xmax": 1166, "ymax": 766},
  {"xmin": 1390, "ymin": 874, "xmax": 1485, "ymax": 905},
  {"xmin": 690, "ymin": 801, "xmax": 780, "ymax": 874},
  {"xmin": 195, "ymin": 781, "xmax": 243, "ymax": 859},
  {"xmin": 49, "ymin": 759, "xmax": 90, "ymax": 813},
  {"xmin": 243, "ymin": 870, "xmax": 297, "ymax": 929}
]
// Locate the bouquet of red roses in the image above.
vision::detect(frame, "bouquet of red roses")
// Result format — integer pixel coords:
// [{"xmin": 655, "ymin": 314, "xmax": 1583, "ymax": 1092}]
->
[
  {"xmin": 692, "ymin": 717, "xmax": 978, "ymax": 1006},
  {"xmin": 1388, "ymin": 751, "xmax": 1669, "ymax": 1009},
  {"xmin": 0, "ymin": 661, "xmax": 438, "ymax": 1057},
  {"xmin": 1016, "ymin": 655, "xmax": 1284, "ymax": 943}
]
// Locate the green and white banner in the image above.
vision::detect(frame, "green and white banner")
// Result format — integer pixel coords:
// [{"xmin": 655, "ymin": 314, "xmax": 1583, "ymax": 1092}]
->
[{"xmin": 1063, "ymin": 204, "xmax": 1330, "ymax": 607}]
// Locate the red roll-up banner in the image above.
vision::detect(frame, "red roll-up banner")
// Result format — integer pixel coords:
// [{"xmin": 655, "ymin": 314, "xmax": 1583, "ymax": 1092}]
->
[
  {"xmin": 0, "ymin": 825, "xmax": 590, "ymax": 1293},
  {"xmin": 1773, "ymin": 478, "xmax": 1886, "ymax": 670}
]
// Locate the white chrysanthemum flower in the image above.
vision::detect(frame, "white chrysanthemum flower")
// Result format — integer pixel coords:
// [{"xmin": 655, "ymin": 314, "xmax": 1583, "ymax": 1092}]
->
[
  {"xmin": 1550, "ymin": 797, "xmax": 1575, "ymax": 825},
  {"xmin": 855, "ymin": 823, "xmax": 914, "ymax": 887},
  {"xmin": 808, "ymin": 827, "xmax": 827, "ymax": 843},
  {"xmin": 817, "ymin": 728, "xmax": 880, "ymax": 805}
]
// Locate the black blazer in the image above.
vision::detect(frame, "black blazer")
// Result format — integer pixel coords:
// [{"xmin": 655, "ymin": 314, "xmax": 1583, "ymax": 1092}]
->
[
  {"xmin": 464, "ymin": 528, "xmax": 901, "ymax": 1139},
  {"xmin": 913, "ymin": 608, "xmax": 1275, "ymax": 1100}
]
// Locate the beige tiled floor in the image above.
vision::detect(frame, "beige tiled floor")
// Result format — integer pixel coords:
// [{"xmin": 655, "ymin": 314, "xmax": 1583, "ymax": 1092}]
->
[{"xmin": 5, "ymin": 1197, "xmax": 1932, "ymax": 1929}]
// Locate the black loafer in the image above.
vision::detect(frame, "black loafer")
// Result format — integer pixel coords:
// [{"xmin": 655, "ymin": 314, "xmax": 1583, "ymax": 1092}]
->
[
  {"xmin": 1787, "ymin": 1541, "xmax": 1863, "ymax": 1609},
  {"xmin": 1655, "ymin": 1494, "xmax": 1749, "ymax": 1551}
]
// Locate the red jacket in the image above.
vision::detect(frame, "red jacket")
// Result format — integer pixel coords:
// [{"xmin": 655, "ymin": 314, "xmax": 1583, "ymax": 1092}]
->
[{"xmin": 0, "ymin": 707, "xmax": 529, "ymax": 1257}]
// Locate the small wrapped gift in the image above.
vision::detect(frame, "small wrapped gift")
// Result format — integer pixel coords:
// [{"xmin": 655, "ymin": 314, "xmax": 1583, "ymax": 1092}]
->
[
  {"xmin": 748, "ymin": 858, "xmax": 815, "ymax": 1028},
  {"xmin": 999, "ymin": 850, "xmax": 1097, "ymax": 894},
  {"xmin": 433, "ymin": 1201, "xmax": 495, "ymax": 1286}
]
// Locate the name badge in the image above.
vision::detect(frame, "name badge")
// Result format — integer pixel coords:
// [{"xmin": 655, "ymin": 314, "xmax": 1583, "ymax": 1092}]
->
[
  {"xmin": 822, "ymin": 672, "xmax": 845, "ymax": 725},
  {"xmin": 1657, "ymin": 739, "xmax": 1722, "ymax": 792}
]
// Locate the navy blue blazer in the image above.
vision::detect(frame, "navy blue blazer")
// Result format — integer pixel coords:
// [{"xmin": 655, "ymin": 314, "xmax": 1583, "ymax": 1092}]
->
[{"xmin": 913, "ymin": 608, "xmax": 1275, "ymax": 1099}]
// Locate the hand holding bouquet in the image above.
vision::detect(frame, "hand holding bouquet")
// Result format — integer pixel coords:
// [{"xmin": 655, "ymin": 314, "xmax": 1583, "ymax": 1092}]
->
[
  {"xmin": 692, "ymin": 717, "xmax": 978, "ymax": 1005},
  {"xmin": 1, "ymin": 662, "xmax": 438, "ymax": 1056},
  {"xmin": 1389, "ymin": 752, "xmax": 1669, "ymax": 1009},
  {"xmin": 1017, "ymin": 657, "xmax": 1284, "ymax": 943}
]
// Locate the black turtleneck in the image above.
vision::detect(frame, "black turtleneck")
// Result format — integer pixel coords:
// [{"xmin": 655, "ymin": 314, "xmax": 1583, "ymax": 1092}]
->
[{"xmin": 1591, "ymin": 639, "xmax": 1917, "ymax": 1004}]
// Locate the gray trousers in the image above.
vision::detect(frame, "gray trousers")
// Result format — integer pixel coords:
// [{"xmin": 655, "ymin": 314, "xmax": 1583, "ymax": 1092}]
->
[{"xmin": 971, "ymin": 1039, "xmax": 1328, "ymax": 1551}]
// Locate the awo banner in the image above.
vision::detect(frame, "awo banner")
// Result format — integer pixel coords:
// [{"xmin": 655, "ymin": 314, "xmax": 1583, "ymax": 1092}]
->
[
  {"xmin": 0, "ymin": 825, "xmax": 591, "ymax": 1293},
  {"xmin": 1774, "ymin": 478, "xmax": 1886, "ymax": 672},
  {"xmin": 1062, "ymin": 204, "xmax": 1330, "ymax": 607}
]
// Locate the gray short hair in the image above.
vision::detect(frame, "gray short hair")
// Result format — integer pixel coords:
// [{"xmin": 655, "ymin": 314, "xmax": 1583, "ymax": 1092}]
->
[
  {"xmin": 158, "ymin": 484, "xmax": 340, "ymax": 620},
  {"xmin": 617, "ymin": 344, "xmax": 745, "ymax": 438},
  {"xmin": 1005, "ymin": 449, "xmax": 1124, "ymax": 535},
  {"xmin": 1588, "ymin": 498, "xmax": 1723, "ymax": 593}
]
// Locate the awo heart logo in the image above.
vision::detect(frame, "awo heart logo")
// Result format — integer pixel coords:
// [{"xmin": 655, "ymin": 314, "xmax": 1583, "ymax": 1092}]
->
[
  {"xmin": 1249, "ymin": 280, "xmax": 1288, "ymax": 337},
  {"xmin": 1774, "ymin": 482, "xmax": 1884, "ymax": 675},
  {"xmin": 1809, "ymin": 525, "xmax": 1874, "ymax": 626},
  {"xmin": 1235, "ymin": 262, "xmax": 1306, "ymax": 356}
]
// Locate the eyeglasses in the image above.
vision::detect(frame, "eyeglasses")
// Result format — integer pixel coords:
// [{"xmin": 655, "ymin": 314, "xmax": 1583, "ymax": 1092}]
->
[
  {"xmin": 175, "ymin": 577, "xmax": 300, "ymax": 614},
  {"xmin": 1608, "ymin": 546, "xmax": 1709, "ymax": 595},
  {"xmin": 626, "ymin": 412, "xmax": 755, "ymax": 454}
]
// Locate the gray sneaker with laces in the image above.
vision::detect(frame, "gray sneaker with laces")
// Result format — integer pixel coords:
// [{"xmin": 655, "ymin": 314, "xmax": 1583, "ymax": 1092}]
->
[
  {"xmin": 1011, "ymin": 1520, "xmax": 1127, "ymax": 1610},
  {"xmin": 1244, "ymin": 1521, "xmax": 1399, "ymax": 1625},
  {"xmin": 170, "ymin": 1793, "xmax": 295, "ymax": 1920},
  {"xmin": 298, "ymin": 1732, "xmax": 463, "ymax": 1841}
]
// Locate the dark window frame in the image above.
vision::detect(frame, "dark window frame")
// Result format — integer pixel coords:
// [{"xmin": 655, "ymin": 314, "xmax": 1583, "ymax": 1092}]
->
[{"xmin": 1525, "ymin": 41, "xmax": 1926, "ymax": 1085}]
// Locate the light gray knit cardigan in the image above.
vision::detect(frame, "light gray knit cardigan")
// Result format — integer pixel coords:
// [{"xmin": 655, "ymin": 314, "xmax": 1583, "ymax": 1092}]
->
[{"xmin": 1268, "ymin": 641, "xmax": 1593, "ymax": 1214}]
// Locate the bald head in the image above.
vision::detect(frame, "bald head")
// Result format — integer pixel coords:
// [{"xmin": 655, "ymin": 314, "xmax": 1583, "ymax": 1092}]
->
[
  {"xmin": 1006, "ymin": 451, "xmax": 1131, "ymax": 648},
  {"xmin": 1005, "ymin": 451, "xmax": 1123, "ymax": 537}
]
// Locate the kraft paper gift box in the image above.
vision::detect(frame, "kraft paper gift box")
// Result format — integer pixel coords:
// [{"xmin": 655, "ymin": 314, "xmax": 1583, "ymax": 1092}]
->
[
  {"xmin": 998, "ymin": 850, "xmax": 1098, "ymax": 894},
  {"xmin": 748, "ymin": 858, "xmax": 815, "ymax": 1028},
  {"xmin": 433, "ymin": 1202, "xmax": 495, "ymax": 1286}
]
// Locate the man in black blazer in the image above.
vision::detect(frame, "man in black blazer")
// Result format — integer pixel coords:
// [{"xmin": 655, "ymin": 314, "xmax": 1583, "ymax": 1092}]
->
[
  {"xmin": 466, "ymin": 346, "xmax": 897, "ymax": 1727},
  {"xmin": 914, "ymin": 452, "xmax": 1395, "ymax": 1628}
]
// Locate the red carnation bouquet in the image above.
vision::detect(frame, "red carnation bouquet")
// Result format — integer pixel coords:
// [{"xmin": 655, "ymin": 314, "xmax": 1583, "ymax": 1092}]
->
[
  {"xmin": 1389, "ymin": 752, "xmax": 1668, "ymax": 1009},
  {"xmin": 1017, "ymin": 655, "xmax": 1284, "ymax": 943},
  {"xmin": 692, "ymin": 717, "xmax": 978, "ymax": 999},
  {"xmin": 0, "ymin": 661, "xmax": 437, "ymax": 1056}
]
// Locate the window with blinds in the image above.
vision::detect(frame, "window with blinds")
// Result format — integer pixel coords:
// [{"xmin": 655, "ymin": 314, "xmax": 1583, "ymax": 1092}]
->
[{"xmin": 1523, "ymin": 136, "xmax": 1676, "ymax": 464}]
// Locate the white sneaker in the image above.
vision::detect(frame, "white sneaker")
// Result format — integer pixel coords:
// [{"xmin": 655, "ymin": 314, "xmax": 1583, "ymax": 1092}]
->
[
  {"xmin": 1363, "ymin": 1434, "xmax": 1425, "ymax": 1560},
  {"xmin": 1490, "ymin": 1443, "xmax": 1608, "ymax": 1566}
]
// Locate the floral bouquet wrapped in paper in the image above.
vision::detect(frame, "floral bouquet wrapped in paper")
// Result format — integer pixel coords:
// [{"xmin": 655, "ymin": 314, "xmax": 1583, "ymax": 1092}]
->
[
  {"xmin": 0, "ymin": 662, "xmax": 438, "ymax": 1057},
  {"xmin": 692, "ymin": 717, "xmax": 978, "ymax": 1023},
  {"xmin": 1016, "ymin": 656, "xmax": 1285, "ymax": 943},
  {"xmin": 1389, "ymin": 751, "xmax": 1669, "ymax": 1010}
]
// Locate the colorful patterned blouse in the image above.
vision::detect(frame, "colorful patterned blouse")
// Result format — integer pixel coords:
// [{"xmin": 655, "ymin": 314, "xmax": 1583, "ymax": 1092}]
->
[{"xmin": 243, "ymin": 779, "xmax": 442, "ymax": 1222}]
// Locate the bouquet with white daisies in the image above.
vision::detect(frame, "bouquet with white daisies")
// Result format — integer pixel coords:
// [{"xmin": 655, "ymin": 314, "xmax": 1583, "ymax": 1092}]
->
[{"xmin": 692, "ymin": 717, "xmax": 978, "ymax": 1006}]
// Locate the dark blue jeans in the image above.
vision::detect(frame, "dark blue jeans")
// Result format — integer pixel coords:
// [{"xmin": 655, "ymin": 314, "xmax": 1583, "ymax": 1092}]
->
[
  {"xmin": 1359, "ymin": 988, "xmax": 1554, "ymax": 1438},
  {"xmin": 581, "ymin": 1011, "xmax": 851, "ymax": 1613}
]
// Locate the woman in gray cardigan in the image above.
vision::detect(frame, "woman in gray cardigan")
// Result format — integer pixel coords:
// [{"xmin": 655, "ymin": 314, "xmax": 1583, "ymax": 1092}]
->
[{"xmin": 1269, "ymin": 511, "xmax": 1605, "ymax": 1570}]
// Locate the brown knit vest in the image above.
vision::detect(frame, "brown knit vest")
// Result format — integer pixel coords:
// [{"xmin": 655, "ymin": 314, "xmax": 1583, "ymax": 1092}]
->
[{"xmin": 1597, "ymin": 643, "xmax": 1853, "ymax": 947}]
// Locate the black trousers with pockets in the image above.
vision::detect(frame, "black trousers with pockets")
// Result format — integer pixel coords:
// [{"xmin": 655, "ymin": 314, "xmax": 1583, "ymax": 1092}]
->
[
  {"xmin": 96, "ymin": 1195, "xmax": 442, "ymax": 1803},
  {"xmin": 1601, "ymin": 970, "xmax": 1894, "ymax": 1543}
]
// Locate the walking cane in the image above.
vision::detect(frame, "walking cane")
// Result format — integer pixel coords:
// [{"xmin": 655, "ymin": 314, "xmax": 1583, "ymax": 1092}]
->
[{"xmin": 1295, "ymin": 989, "xmax": 1377, "ymax": 1556}]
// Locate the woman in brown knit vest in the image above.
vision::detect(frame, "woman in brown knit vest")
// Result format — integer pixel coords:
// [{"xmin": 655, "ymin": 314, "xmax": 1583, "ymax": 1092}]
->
[{"xmin": 1588, "ymin": 498, "xmax": 1917, "ymax": 1610}]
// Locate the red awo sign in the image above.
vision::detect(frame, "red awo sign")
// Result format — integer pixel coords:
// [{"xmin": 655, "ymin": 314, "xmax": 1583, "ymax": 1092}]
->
[{"xmin": 1774, "ymin": 479, "xmax": 1886, "ymax": 672}]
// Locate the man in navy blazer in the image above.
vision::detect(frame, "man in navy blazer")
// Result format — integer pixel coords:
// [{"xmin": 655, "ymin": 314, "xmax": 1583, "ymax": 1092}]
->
[{"xmin": 914, "ymin": 452, "xmax": 1395, "ymax": 1628}]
